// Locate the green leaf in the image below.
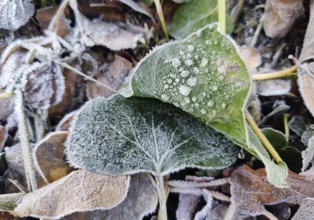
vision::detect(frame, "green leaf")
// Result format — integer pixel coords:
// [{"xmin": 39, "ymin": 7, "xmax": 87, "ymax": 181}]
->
[
  {"xmin": 66, "ymin": 95, "xmax": 237, "ymax": 176},
  {"xmin": 123, "ymin": 24, "xmax": 288, "ymax": 187},
  {"xmin": 170, "ymin": 0, "xmax": 233, "ymax": 39}
]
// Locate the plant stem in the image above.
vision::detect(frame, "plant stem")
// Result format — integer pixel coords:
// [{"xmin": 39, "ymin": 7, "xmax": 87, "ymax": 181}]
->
[
  {"xmin": 155, "ymin": 175, "xmax": 169, "ymax": 220},
  {"xmin": 245, "ymin": 111, "xmax": 283, "ymax": 163},
  {"xmin": 252, "ymin": 65, "xmax": 297, "ymax": 80},
  {"xmin": 0, "ymin": 91, "xmax": 14, "ymax": 98},
  {"xmin": 154, "ymin": 0, "xmax": 169, "ymax": 40},
  {"xmin": 218, "ymin": 0, "xmax": 226, "ymax": 34},
  {"xmin": 283, "ymin": 114, "xmax": 289, "ymax": 142},
  {"xmin": 15, "ymin": 89, "xmax": 37, "ymax": 192},
  {"xmin": 35, "ymin": 109, "xmax": 48, "ymax": 142},
  {"xmin": 48, "ymin": 0, "xmax": 70, "ymax": 32}
]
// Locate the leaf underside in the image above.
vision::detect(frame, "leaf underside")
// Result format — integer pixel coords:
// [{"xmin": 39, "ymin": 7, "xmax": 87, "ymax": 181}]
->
[{"xmin": 66, "ymin": 95, "xmax": 237, "ymax": 176}]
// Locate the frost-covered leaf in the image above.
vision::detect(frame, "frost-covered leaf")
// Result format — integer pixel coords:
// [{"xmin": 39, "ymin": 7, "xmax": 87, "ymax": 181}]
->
[
  {"xmin": 256, "ymin": 79, "xmax": 291, "ymax": 96},
  {"xmin": 230, "ymin": 165, "xmax": 314, "ymax": 218},
  {"xmin": 34, "ymin": 132, "xmax": 73, "ymax": 183},
  {"xmin": 56, "ymin": 111, "xmax": 78, "ymax": 132},
  {"xmin": 87, "ymin": 54, "xmax": 133, "ymax": 99},
  {"xmin": 262, "ymin": 0, "xmax": 304, "ymax": 38},
  {"xmin": 83, "ymin": 18, "xmax": 144, "ymax": 50},
  {"xmin": 239, "ymin": 46, "xmax": 262, "ymax": 73},
  {"xmin": 260, "ymin": 103, "xmax": 290, "ymax": 125},
  {"xmin": 301, "ymin": 135, "xmax": 314, "ymax": 172},
  {"xmin": 194, "ymin": 190, "xmax": 213, "ymax": 220},
  {"xmin": 292, "ymin": 198, "xmax": 314, "ymax": 220},
  {"xmin": 171, "ymin": 0, "xmax": 233, "ymax": 39},
  {"xmin": 176, "ymin": 193, "xmax": 201, "ymax": 220},
  {"xmin": 22, "ymin": 62, "xmax": 65, "ymax": 109},
  {"xmin": 123, "ymin": 24, "xmax": 288, "ymax": 186},
  {"xmin": 0, "ymin": 0, "xmax": 35, "ymax": 31},
  {"xmin": 289, "ymin": 116, "xmax": 312, "ymax": 137},
  {"xmin": 66, "ymin": 95, "xmax": 237, "ymax": 176},
  {"xmin": 12, "ymin": 170, "xmax": 130, "ymax": 219},
  {"xmin": 118, "ymin": 0, "xmax": 154, "ymax": 20},
  {"xmin": 0, "ymin": 193, "xmax": 24, "ymax": 212}
]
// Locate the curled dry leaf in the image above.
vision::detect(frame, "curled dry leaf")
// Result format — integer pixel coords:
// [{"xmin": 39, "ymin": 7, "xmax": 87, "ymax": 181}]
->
[
  {"xmin": 262, "ymin": 0, "xmax": 304, "ymax": 38},
  {"xmin": 0, "ymin": 0, "xmax": 35, "ymax": 31},
  {"xmin": 239, "ymin": 46, "xmax": 262, "ymax": 73},
  {"xmin": 23, "ymin": 62, "xmax": 65, "ymax": 109},
  {"xmin": 83, "ymin": 18, "xmax": 144, "ymax": 50},
  {"xmin": 230, "ymin": 165, "xmax": 314, "ymax": 218},
  {"xmin": 87, "ymin": 54, "xmax": 133, "ymax": 99},
  {"xmin": 298, "ymin": 0, "xmax": 314, "ymax": 118},
  {"xmin": 55, "ymin": 111, "xmax": 78, "ymax": 132},
  {"xmin": 292, "ymin": 198, "xmax": 314, "ymax": 220},
  {"xmin": 34, "ymin": 131, "xmax": 73, "ymax": 183},
  {"xmin": 12, "ymin": 170, "xmax": 130, "ymax": 219}
]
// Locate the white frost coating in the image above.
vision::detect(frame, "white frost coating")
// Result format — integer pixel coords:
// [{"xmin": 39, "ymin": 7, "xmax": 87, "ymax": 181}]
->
[
  {"xmin": 200, "ymin": 109, "xmax": 207, "ymax": 114},
  {"xmin": 200, "ymin": 58, "xmax": 208, "ymax": 67},
  {"xmin": 184, "ymin": 97, "xmax": 190, "ymax": 104},
  {"xmin": 221, "ymin": 103, "xmax": 227, "ymax": 109},
  {"xmin": 161, "ymin": 94, "xmax": 169, "ymax": 101},
  {"xmin": 212, "ymin": 85, "xmax": 218, "ymax": 91},
  {"xmin": 193, "ymin": 67, "xmax": 200, "ymax": 74},
  {"xmin": 185, "ymin": 59, "xmax": 193, "ymax": 66},
  {"xmin": 179, "ymin": 85, "xmax": 191, "ymax": 96},
  {"xmin": 181, "ymin": 70, "xmax": 189, "ymax": 78},
  {"xmin": 207, "ymin": 101, "xmax": 214, "ymax": 107},
  {"xmin": 192, "ymin": 97, "xmax": 197, "ymax": 102},
  {"xmin": 218, "ymin": 66, "xmax": 227, "ymax": 74},
  {"xmin": 172, "ymin": 58, "xmax": 181, "ymax": 68},
  {"xmin": 187, "ymin": 45, "xmax": 194, "ymax": 51},
  {"xmin": 205, "ymin": 40, "xmax": 210, "ymax": 45},
  {"xmin": 187, "ymin": 77, "xmax": 197, "ymax": 86}
]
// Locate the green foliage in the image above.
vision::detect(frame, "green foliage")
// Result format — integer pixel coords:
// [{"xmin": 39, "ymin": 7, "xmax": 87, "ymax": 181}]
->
[
  {"xmin": 124, "ymin": 24, "xmax": 288, "ymax": 187},
  {"xmin": 66, "ymin": 95, "xmax": 237, "ymax": 176},
  {"xmin": 171, "ymin": 0, "xmax": 233, "ymax": 39}
]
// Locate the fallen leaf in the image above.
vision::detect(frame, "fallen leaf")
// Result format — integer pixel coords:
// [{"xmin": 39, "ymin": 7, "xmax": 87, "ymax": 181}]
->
[
  {"xmin": 66, "ymin": 95, "xmax": 238, "ymax": 176},
  {"xmin": 0, "ymin": 193, "xmax": 24, "ymax": 212},
  {"xmin": 0, "ymin": 126, "xmax": 7, "ymax": 152},
  {"xmin": 292, "ymin": 198, "xmax": 314, "ymax": 220},
  {"xmin": 23, "ymin": 62, "xmax": 65, "ymax": 109},
  {"xmin": 288, "ymin": 116, "xmax": 312, "ymax": 137},
  {"xmin": 36, "ymin": 6, "xmax": 71, "ymax": 36},
  {"xmin": 256, "ymin": 79, "xmax": 291, "ymax": 96},
  {"xmin": 82, "ymin": 18, "xmax": 144, "ymax": 50},
  {"xmin": 87, "ymin": 54, "xmax": 133, "ymax": 99},
  {"xmin": 0, "ymin": 0, "xmax": 35, "ymax": 31},
  {"xmin": 176, "ymin": 193, "xmax": 202, "ymax": 220},
  {"xmin": 262, "ymin": 0, "xmax": 304, "ymax": 38},
  {"xmin": 239, "ymin": 46, "xmax": 262, "ymax": 73},
  {"xmin": 0, "ymin": 96, "xmax": 13, "ymax": 121},
  {"xmin": 34, "ymin": 131, "xmax": 73, "ymax": 183},
  {"xmin": 118, "ymin": 0, "xmax": 154, "ymax": 20},
  {"xmin": 301, "ymin": 135, "xmax": 314, "ymax": 172},
  {"xmin": 229, "ymin": 165, "xmax": 314, "ymax": 218},
  {"xmin": 12, "ymin": 170, "xmax": 130, "ymax": 219},
  {"xmin": 55, "ymin": 111, "xmax": 78, "ymax": 132},
  {"xmin": 194, "ymin": 190, "xmax": 213, "ymax": 220}
]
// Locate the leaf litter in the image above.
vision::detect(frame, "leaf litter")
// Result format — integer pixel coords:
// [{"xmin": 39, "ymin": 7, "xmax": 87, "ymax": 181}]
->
[{"xmin": 0, "ymin": 0, "xmax": 313, "ymax": 219}]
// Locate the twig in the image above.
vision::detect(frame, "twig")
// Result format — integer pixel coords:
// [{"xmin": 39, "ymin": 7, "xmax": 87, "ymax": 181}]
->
[
  {"xmin": 224, "ymin": 203, "xmax": 236, "ymax": 220},
  {"xmin": 283, "ymin": 114, "xmax": 289, "ymax": 142},
  {"xmin": 8, "ymin": 179, "xmax": 27, "ymax": 193},
  {"xmin": 245, "ymin": 110, "xmax": 283, "ymax": 163},
  {"xmin": 250, "ymin": 21, "xmax": 263, "ymax": 48},
  {"xmin": 252, "ymin": 65, "xmax": 297, "ymax": 80},
  {"xmin": 168, "ymin": 178, "xmax": 229, "ymax": 188},
  {"xmin": 15, "ymin": 89, "xmax": 37, "ymax": 192},
  {"xmin": 0, "ymin": 91, "xmax": 14, "ymax": 99},
  {"xmin": 218, "ymin": 0, "xmax": 226, "ymax": 34},
  {"xmin": 48, "ymin": 0, "xmax": 70, "ymax": 32},
  {"xmin": 231, "ymin": 0, "xmax": 245, "ymax": 24},
  {"xmin": 154, "ymin": 0, "xmax": 169, "ymax": 40}
]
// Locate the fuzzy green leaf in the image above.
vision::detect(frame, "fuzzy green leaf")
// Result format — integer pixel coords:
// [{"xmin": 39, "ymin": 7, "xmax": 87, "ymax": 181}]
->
[
  {"xmin": 171, "ymin": 0, "xmax": 233, "ymax": 39},
  {"xmin": 66, "ymin": 95, "xmax": 237, "ymax": 176},
  {"xmin": 123, "ymin": 24, "xmax": 288, "ymax": 187}
]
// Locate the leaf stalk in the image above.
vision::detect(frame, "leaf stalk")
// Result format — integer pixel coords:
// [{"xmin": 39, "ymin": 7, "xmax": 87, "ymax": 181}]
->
[
  {"xmin": 154, "ymin": 0, "xmax": 169, "ymax": 40},
  {"xmin": 155, "ymin": 175, "xmax": 169, "ymax": 220},
  {"xmin": 252, "ymin": 65, "xmax": 297, "ymax": 80}
]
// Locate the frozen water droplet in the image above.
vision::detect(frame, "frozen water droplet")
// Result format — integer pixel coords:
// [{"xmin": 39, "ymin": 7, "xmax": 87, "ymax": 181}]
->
[
  {"xmin": 185, "ymin": 59, "xmax": 193, "ymax": 66},
  {"xmin": 201, "ymin": 109, "xmax": 207, "ymax": 114},
  {"xmin": 175, "ymin": 78, "xmax": 180, "ymax": 83},
  {"xmin": 161, "ymin": 94, "xmax": 169, "ymax": 101},
  {"xmin": 179, "ymin": 50, "xmax": 184, "ymax": 55},
  {"xmin": 180, "ymin": 70, "xmax": 189, "ymax": 78},
  {"xmin": 193, "ymin": 67, "xmax": 200, "ymax": 74},
  {"xmin": 195, "ymin": 103, "xmax": 199, "ymax": 107},
  {"xmin": 172, "ymin": 58, "xmax": 181, "ymax": 68},
  {"xmin": 222, "ymin": 103, "xmax": 227, "ymax": 109},
  {"xmin": 207, "ymin": 101, "xmax": 214, "ymax": 107},
  {"xmin": 205, "ymin": 40, "xmax": 210, "ymax": 45},
  {"xmin": 212, "ymin": 85, "xmax": 218, "ymax": 91},
  {"xmin": 187, "ymin": 77, "xmax": 197, "ymax": 86},
  {"xmin": 187, "ymin": 45, "xmax": 194, "ymax": 52},
  {"xmin": 179, "ymin": 85, "xmax": 191, "ymax": 96},
  {"xmin": 164, "ymin": 84, "xmax": 169, "ymax": 89},
  {"xmin": 192, "ymin": 96, "xmax": 197, "ymax": 102},
  {"xmin": 170, "ymin": 74, "xmax": 176, "ymax": 78},
  {"xmin": 218, "ymin": 66, "xmax": 227, "ymax": 74},
  {"xmin": 184, "ymin": 97, "xmax": 190, "ymax": 104},
  {"xmin": 214, "ymin": 41, "xmax": 218, "ymax": 45},
  {"xmin": 200, "ymin": 58, "xmax": 208, "ymax": 67},
  {"xmin": 167, "ymin": 79, "xmax": 173, "ymax": 84}
]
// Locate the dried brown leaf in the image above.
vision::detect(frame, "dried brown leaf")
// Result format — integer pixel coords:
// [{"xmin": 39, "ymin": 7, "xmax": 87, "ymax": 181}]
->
[
  {"xmin": 262, "ymin": 0, "xmax": 304, "ymax": 38},
  {"xmin": 86, "ymin": 54, "xmax": 133, "ymax": 99},
  {"xmin": 0, "ymin": 0, "xmax": 35, "ymax": 31},
  {"xmin": 230, "ymin": 165, "xmax": 314, "ymax": 217},
  {"xmin": 176, "ymin": 193, "xmax": 202, "ymax": 220},
  {"xmin": 0, "ymin": 125, "xmax": 7, "ymax": 152},
  {"xmin": 239, "ymin": 46, "xmax": 262, "ymax": 73},
  {"xmin": 83, "ymin": 18, "xmax": 144, "ymax": 50},
  {"xmin": 23, "ymin": 62, "xmax": 65, "ymax": 109},
  {"xmin": 12, "ymin": 170, "xmax": 130, "ymax": 219},
  {"xmin": 34, "ymin": 131, "xmax": 73, "ymax": 183},
  {"xmin": 118, "ymin": 0, "xmax": 154, "ymax": 20},
  {"xmin": 292, "ymin": 198, "xmax": 314, "ymax": 220},
  {"xmin": 0, "ymin": 96, "xmax": 13, "ymax": 121},
  {"xmin": 55, "ymin": 111, "xmax": 78, "ymax": 132}
]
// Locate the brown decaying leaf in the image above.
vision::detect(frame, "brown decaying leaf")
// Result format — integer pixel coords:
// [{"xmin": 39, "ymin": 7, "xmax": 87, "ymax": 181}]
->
[
  {"xmin": 36, "ymin": 6, "xmax": 71, "ymax": 37},
  {"xmin": 55, "ymin": 111, "xmax": 78, "ymax": 132},
  {"xmin": 262, "ymin": 0, "xmax": 304, "ymax": 38},
  {"xmin": 34, "ymin": 131, "xmax": 74, "ymax": 183},
  {"xmin": 82, "ymin": 18, "xmax": 144, "ymax": 50},
  {"xmin": 298, "ymin": 0, "xmax": 314, "ymax": 118},
  {"xmin": 117, "ymin": 0, "xmax": 154, "ymax": 20},
  {"xmin": 86, "ymin": 54, "xmax": 133, "ymax": 99},
  {"xmin": 0, "ymin": 96, "xmax": 13, "ymax": 121},
  {"xmin": 229, "ymin": 165, "xmax": 314, "ymax": 217},
  {"xmin": 239, "ymin": 46, "xmax": 262, "ymax": 73},
  {"xmin": 256, "ymin": 79, "xmax": 291, "ymax": 96},
  {"xmin": 0, "ymin": 125, "xmax": 8, "ymax": 152},
  {"xmin": 292, "ymin": 198, "xmax": 314, "ymax": 220},
  {"xmin": 49, "ymin": 62, "xmax": 85, "ymax": 118},
  {"xmin": 12, "ymin": 170, "xmax": 130, "ymax": 219},
  {"xmin": 176, "ymin": 193, "xmax": 202, "ymax": 220}
]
